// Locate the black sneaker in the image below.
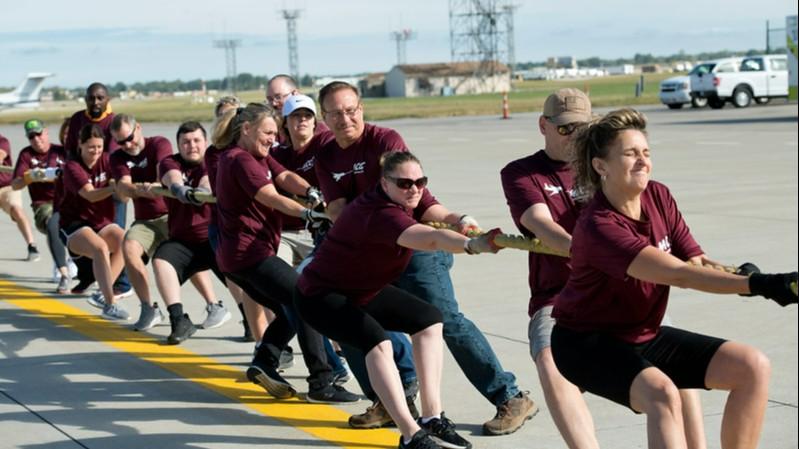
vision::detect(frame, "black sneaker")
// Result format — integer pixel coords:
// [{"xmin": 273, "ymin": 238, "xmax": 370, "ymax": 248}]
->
[
  {"xmin": 418, "ymin": 413, "xmax": 471, "ymax": 449},
  {"xmin": 167, "ymin": 314, "xmax": 196, "ymax": 345},
  {"xmin": 246, "ymin": 358, "xmax": 296, "ymax": 399},
  {"xmin": 306, "ymin": 383, "xmax": 360, "ymax": 404},
  {"xmin": 242, "ymin": 321, "xmax": 254, "ymax": 342},
  {"xmin": 27, "ymin": 244, "xmax": 41, "ymax": 262},
  {"xmin": 70, "ymin": 278, "xmax": 95, "ymax": 295},
  {"xmin": 399, "ymin": 430, "xmax": 441, "ymax": 449}
]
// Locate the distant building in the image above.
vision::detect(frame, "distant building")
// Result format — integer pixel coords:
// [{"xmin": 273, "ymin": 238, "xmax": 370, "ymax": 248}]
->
[
  {"xmin": 640, "ymin": 64, "xmax": 663, "ymax": 73},
  {"xmin": 358, "ymin": 73, "xmax": 386, "ymax": 98},
  {"xmin": 547, "ymin": 56, "xmax": 577, "ymax": 69},
  {"xmin": 385, "ymin": 61, "xmax": 511, "ymax": 97},
  {"xmin": 605, "ymin": 64, "xmax": 636, "ymax": 75}
]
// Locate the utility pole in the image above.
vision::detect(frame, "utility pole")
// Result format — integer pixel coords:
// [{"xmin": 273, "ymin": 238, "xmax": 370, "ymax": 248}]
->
[
  {"xmin": 281, "ymin": 9, "xmax": 302, "ymax": 83},
  {"xmin": 213, "ymin": 39, "xmax": 242, "ymax": 93},
  {"xmin": 390, "ymin": 29, "xmax": 416, "ymax": 65}
]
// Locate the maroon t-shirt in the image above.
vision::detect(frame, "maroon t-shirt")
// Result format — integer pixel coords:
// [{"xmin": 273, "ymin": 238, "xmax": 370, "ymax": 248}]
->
[
  {"xmin": 552, "ymin": 181, "xmax": 703, "ymax": 344},
  {"xmin": 159, "ymin": 154, "xmax": 211, "ymax": 244},
  {"xmin": 298, "ymin": 185, "xmax": 438, "ymax": 305},
  {"xmin": 13, "ymin": 144, "xmax": 67, "ymax": 207},
  {"xmin": 59, "ymin": 153, "xmax": 115, "ymax": 230},
  {"xmin": 215, "ymin": 146, "xmax": 287, "ymax": 273},
  {"xmin": 64, "ymin": 110, "xmax": 119, "ymax": 155},
  {"xmin": 110, "ymin": 136, "xmax": 172, "ymax": 220},
  {"xmin": 0, "ymin": 135, "xmax": 13, "ymax": 187},
  {"xmin": 315, "ymin": 123, "xmax": 408, "ymax": 204},
  {"xmin": 500, "ymin": 150, "xmax": 581, "ymax": 317},
  {"xmin": 203, "ymin": 144, "xmax": 224, "ymax": 227},
  {"xmin": 271, "ymin": 128, "xmax": 335, "ymax": 230}
]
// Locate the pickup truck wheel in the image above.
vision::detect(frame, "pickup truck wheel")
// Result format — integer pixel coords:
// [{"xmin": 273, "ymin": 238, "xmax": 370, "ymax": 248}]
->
[
  {"xmin": 732, "ymin": 87, "xmax": 752, "ymax": 108},
  {"xmin": 754, "ymin": 97, "xmax": 770, "ymax": 105},
  {"xmin": 708, "ymin": 97, "xmax": 725, "ymax": 109},
  {"xmin": 691, "ymin": 97, "xmax": 708, "ymax": 108},
  {"xmin": 667, "ymin": 103, "xmax": 684, "ymax": 110}
]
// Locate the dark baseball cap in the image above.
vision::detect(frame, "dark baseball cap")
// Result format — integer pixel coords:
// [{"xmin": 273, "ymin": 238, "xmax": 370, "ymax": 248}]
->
[
  {"xmin": 24, "ymin": 119, "xmax": 45, "ymax": 137},
  {"xmin": 543, "ymin": 88, "xmax": 592, "ymax": 125}
]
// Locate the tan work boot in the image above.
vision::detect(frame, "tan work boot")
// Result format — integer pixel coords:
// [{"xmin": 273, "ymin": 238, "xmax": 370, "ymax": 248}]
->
[
  {"xmin": 482, "ymin": 391, "xmax": 539, "ymax": 435},
  {"xmin": 348, "ymin": 397, "xmax": 420, "ymax": 429}
]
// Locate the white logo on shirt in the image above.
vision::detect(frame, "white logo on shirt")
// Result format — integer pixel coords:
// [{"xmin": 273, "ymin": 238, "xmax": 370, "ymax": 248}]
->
[
  {"xmin": 332, "ymin": 161, "xmax": 366, "ymax": 182},
  {"xmin": 657, "ymin": 236, "xmax": 672, "ymax": 253},
  {"xmin": 544, "ymin": 182, "xmax": 577, "ymax": 199},
  {"xmin": 126, "ymin": 159, "xmax": 148, "ymax": 169},
  {"xmin": 92, "ymin": 172, "xmax": 108, "ymax": 185},
  {"xmin": 299, "ymin": 157, "xmax": 315, "ymax": 173},
  {"xmin": 32, "ymin": 159, "xmax": 41, "ymax": 167},
  {"xmin": 56, "ymin": 157, "xmax": 65, "ymax": 166}
]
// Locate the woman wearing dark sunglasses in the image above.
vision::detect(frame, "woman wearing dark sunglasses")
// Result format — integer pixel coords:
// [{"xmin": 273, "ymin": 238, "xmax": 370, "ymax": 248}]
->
[{"xmin": 295, "ymin": 151, "xmax": 503, "ymax": 449}]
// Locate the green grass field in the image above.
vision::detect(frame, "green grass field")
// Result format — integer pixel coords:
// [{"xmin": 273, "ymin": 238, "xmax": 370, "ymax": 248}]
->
[{"xmin": 0, "ymin": 73, "xmax": 677, "ymax": 125}]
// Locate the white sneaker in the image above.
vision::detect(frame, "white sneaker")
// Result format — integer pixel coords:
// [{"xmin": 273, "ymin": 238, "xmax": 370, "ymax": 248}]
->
[{"xmin": 67, "ymin": 258, "xmax": 79, "ymax": 278}]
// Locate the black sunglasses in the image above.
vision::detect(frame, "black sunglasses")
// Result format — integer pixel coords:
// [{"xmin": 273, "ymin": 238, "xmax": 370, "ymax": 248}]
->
[
  {"xmin": 546, "ymin": 118, "xmax": 579, "ymax": 136},
  {"xmin": 115, "ymin": 128, "xmax": 136, "ymax": 145},
  {"xmin": 386, "ymin": 176, "xmax": 428, "ymax": 190},
  {"xmin": 27, "ymin": 132, "xmax": 43, "ymax": 139}
]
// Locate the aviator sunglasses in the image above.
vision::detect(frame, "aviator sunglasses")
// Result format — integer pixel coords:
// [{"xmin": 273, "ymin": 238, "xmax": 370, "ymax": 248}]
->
[
  {"xmin": 386, "ymin": 176, "xmax": 428, "ymax": 190},
  {"xmin": 546, "ymin": 118, "xmax": 579, "ymax": 136}
]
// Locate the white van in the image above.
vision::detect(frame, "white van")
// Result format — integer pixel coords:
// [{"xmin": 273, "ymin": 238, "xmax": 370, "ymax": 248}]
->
[{"xmin": 691, "ymin": 55, "xmax": 789, "ymax": 108}]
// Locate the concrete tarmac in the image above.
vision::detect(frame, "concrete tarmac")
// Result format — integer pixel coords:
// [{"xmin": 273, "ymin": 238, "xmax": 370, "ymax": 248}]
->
[{"xmin": 0, "ymin": 102, "xmax": 796, "ymax": 449}]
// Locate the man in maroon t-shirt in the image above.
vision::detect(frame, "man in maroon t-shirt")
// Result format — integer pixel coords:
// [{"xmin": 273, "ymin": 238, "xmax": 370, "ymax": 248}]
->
[
  {"xmin": 11, "ymin": 119, "xmax": 70, "ymax": 292},
  {"xmin": 109, "ymin": 114, "xmax": 174, "ymax": 331},
  {"xmin": 153, "ymin": 121, "xmax": 231, "ymax": 345},
  {"xmin": 0, "ymin": 132, "xmax": 40, "ymax": 262},
  {"xmin": 316, "ymin": 81, "xmax": 535, "ymax": 435},
  {"xmin": 266, "ymin": 74, "xmax": 329, "ymax": 145}
]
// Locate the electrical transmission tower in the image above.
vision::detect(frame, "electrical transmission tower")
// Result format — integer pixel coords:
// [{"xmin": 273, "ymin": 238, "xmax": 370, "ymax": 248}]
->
[
  {"xmin": 501, "ymin": 3, "xmax": 519, "ymax": 78},
  {"xmin": 281, "ymin": 9, "xmax": 302, "ymax": 83},
  {"xmin": 390, "ymin": 29, "xmax": 416, "ymax": 65},
  {"xmin": 449, "ymin": 0, "xmax": 518, "ymax": 90},
  {"xmin": 213, "ymin": 39, "xmax": 242, "ymax": 93}
]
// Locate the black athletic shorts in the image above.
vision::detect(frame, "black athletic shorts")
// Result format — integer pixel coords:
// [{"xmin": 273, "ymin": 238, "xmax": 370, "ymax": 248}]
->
[
  {"xmin": 152, "ymin": 239, "xmax": 225, "ymax": 285},
  {"xmin": 58, "ymin": 220, "xmax": 115, "ymax": 259},
  {"xmin": 551, "ymin": 324, "xmax": 726, "ymax": 410}
]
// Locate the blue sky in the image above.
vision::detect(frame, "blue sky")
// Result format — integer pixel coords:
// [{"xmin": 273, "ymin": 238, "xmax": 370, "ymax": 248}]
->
[{"xmin": 1, "ymin": 0, "xmax": 796, "ymax": 88}]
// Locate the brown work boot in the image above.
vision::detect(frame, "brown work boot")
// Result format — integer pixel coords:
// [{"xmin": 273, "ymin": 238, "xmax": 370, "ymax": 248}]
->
[
  {"xmin": 348, "ymin": 397, "xmax": 420, "ymax": 429},
  {"xmin": 482, "ymin": 391, "xmax": 539, "ymax": 436}
]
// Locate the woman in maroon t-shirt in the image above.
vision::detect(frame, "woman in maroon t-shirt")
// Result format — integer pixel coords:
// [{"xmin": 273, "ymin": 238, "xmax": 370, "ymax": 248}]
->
[
  {"xmin": 295, "ymin": 151, "xmax": 502, "ymax": 449},
  {"xmin": 212, "ymin": 102, "xmax": 359, "ymax": 404},
  {"xmin": 59, "ymin": 124, "xmax": 128, "ymax": 321},
  {"xmin": 550, "ymin": 109, "xmax": 797, "ymax": 449}
]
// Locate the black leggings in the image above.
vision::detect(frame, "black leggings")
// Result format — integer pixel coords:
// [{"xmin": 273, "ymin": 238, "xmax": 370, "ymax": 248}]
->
[
  {"xmin": 47, "ymin": 212, "xmax": 68, "ymax": 269},
  {"xmin": 294, "ymin": 284, "xmax": 443, "ymax": 355},
  {"xmin": 227, "ymin": 256, "xmax": 332, "ymax": 389}
]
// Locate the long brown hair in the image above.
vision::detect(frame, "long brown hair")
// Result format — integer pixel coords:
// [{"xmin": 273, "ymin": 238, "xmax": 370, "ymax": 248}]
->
[{"xmin": 211, "ymin": 102, "xmax": 281, "ymax": 149}]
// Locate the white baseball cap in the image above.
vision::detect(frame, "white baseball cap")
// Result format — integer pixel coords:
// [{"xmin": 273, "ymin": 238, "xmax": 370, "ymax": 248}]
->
[{"xmin": 282, "ymin": 94, "xmax": 317, "ymax": 117}]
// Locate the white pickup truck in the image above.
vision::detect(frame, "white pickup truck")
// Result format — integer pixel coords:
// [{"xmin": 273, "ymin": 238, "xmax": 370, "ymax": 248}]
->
[{"xmin": 691, "ymin": 55, "xmax": 789, "ymax": 108}]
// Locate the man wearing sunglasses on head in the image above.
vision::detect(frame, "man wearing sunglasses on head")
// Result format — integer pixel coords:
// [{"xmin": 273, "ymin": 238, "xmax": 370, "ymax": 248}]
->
[
  {"xmin": 315, "ymin": 81, "xmax": 536, "ymax": 439},
  {"xmin": 500, "ymin": 89, "xmax": 708, "ymax": 449}
]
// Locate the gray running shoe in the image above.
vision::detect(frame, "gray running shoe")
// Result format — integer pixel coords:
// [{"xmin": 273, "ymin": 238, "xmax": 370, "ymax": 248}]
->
[
  {"xmin": 102, "ymin": 303, "xmax": 131, "ymax": 321},
  {"xmin": 134, "ymin": 303, "xmax": 164, "ymax": 331},
  {"xmin": 87, "ymin": 292, "xmax": 107, "ymax": 309},
  {"xmin": 27, "ymin": 244, "xmax": 41, "ymax": 262},
  {"xmin": 56, "ymin": 275, "xmax": 71, "ymax": 295},
  {"xmin": 201, "ymin": 301, "xmax": 232, "ymax": 329}
]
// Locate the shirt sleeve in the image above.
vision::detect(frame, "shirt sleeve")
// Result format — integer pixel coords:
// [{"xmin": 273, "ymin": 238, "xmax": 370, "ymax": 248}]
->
[
  {"xmin": 63, "ymin": 161, "xmax": 90, "ymax": 194},
  {"xmin": 379, "ymin": 129, "xmax": 408, "ymax": 151},
  {"xmin": 583, "ymin": 215, "xmax": 650, "ymax": 280},
  {"xmin": 158, "ymin": 156, "xmax": 181, "ymax": 182},
  {"xmin": 235, "ymin": 152, "xmax": 273, "ymax": 197},
  {"xmin": 12, "ymin": 150, "xmax": 31, "ymax": 178},
  {"xmin": 500, "ymin": 161, "xmax": 547, "ymax": 228},
  {"xmin": 109, "ymin": 151, "xmax": 130, "ymax": 180},
  {"xmin": 154, "ymin": 137, "xmax": 174, "ymax": 164},
  {"xmin": 266, "ymin": 155, "xmax": 287, "ymax": 179},
  {"xmin": 368, "ymin": 205, "xmax": 418, "ymax": 246},
  {"xmin": 657, "ymin": 184, "xmax": 703, "ymax": 260}
]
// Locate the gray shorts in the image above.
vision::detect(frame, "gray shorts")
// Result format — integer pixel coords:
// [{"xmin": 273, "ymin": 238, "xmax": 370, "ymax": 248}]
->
[{"xmin": 528, "ymin": 305, "xmax": 555, "ymax": 361}]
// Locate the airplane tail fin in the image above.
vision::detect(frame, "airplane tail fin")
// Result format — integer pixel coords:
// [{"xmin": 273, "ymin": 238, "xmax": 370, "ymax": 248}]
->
[{"xmin": 13, "ymin": 73, "xmax": 53, "ymax": 102}]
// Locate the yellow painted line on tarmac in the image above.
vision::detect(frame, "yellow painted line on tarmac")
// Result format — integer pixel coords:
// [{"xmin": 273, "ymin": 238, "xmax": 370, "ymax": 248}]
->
[{"xmin": 0, "ymin": 279, "xmax": 398, "ymax": 449}]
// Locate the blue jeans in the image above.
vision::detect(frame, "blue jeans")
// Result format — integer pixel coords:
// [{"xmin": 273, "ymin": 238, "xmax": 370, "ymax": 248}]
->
[
  {"xmin": 394, "ymin": 250, "xmax": 520, "ymax": 406},
  {"xmin": 113, "ymin": 198, "xmax": 131, "ymax": 292}
]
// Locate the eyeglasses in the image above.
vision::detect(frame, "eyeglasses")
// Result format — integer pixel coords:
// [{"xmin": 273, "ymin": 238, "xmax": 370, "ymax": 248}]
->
[
  {"xmin": 386, "ymin": 176, "xmax": 428, "ymax": 190},
  {"xmin": 27, "ymin": 132, "xmax": 43, "ymax": 139},
  {"xmin": 267, "ymin": 92, "xmax": 291, "ymax": 103},
  {"xmin": 115, "ymin": 128, "xmax": 136, "ymax": 145},
  {"xmin": 323, "ymin": 105, "xmax": 361, "ymax": 121},
  {"xmin": 546, "ymin": 118, "xmax": 579, "ymax": 136}
]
